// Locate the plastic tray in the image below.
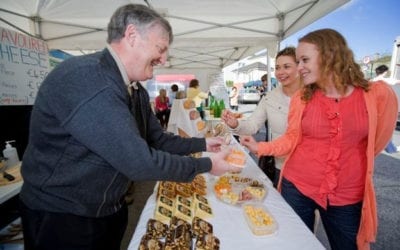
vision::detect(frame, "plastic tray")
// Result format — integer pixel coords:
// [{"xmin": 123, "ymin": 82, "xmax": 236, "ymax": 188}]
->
[
  {"xmin": 242, "ymin": 202, "xmax": 278, "ymax": 236},
  {"xmin": 213, "ymin": 174, "xmax": 267, "ymax": 205}
]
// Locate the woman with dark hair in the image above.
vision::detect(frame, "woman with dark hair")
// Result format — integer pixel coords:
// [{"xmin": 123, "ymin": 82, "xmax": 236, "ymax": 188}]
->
[
  {"xmin": 170, "ymin": 84, "xmax": 179, "ymax": 102},
  {"xmin": 222, "ymin": 46, "xmax": 301, "ymax": 186},
  {"xmin": 241, "ymin": 29, "xmax": 398, "ymax": 250},
  {"xmin": 373, "ymin": 64, "xmax": 400, "ymax": 153}
]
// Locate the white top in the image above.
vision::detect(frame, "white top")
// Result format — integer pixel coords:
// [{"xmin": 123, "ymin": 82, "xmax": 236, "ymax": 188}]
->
[
  {"xmin": 229, "ymin": 88, "xmax": 239, "ymax": 106},
  {"xmin": 230, "ymin": 85, "xmax": 291, "ymax": 170}
]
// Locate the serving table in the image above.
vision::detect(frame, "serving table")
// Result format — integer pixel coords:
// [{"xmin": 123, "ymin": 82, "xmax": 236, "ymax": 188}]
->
[
  {"xmin": 0, "ymin": 163, "xmax": 23, "ymax": 204},
  {"xmin": 127, "ymin": 141, "xmax": 325, "ymax": 250}
]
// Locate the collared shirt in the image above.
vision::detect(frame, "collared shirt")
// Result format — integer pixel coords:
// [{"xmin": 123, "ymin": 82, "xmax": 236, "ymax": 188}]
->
[{"xmin": 106, "ymin": 44, "xmax": 136, "ymax": 94}]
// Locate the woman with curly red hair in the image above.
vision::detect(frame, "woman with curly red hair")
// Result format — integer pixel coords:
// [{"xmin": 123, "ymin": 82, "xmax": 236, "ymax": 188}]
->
[{"xmin": 241, "ymin": 29, "xmax": 398, "ymax": 250}]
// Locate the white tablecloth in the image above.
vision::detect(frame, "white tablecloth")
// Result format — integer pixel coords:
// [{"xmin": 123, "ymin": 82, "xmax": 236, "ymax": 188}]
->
[{"xmin": 127, "ymin": 140, "xmax": 325, "ymax": 250}]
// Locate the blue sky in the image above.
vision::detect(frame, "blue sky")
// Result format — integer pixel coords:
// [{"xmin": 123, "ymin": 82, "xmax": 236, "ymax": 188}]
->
[{"xmin": 280, "ymin": 0, "xmax": 400, "ymax": 60}]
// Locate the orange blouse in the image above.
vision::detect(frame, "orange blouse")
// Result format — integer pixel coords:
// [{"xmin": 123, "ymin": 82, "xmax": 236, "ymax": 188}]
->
[
  {"xmin": 257, "ymin": 82, "xmax": 398, "ymax": 250},
  {"xmin": 284, "ymin": 88, "xmax": 368, "ymax": 208}
]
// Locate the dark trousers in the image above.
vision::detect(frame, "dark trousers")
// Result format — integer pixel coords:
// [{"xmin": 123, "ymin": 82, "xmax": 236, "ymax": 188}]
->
[
  {"xmin": 281, "ymin": 178, "xmax": 361, "ymax": 250},
  {"xmin": 19, "ymin": 199, "xmax": 128, "ymax": 250},
  {"xmin": 155, "ymin": 109, "xmax": 170, "ymax": 128}
]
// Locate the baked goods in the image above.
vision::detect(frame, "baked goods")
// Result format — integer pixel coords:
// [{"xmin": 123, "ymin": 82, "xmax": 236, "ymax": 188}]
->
[
  {"xmin": 139, "ymin": 234, "xmax": 164, "ymax": 250},
  {"xmin": 197, "ymin": 120, "xmax": 206, "ymax": 131},
  {"xmin": 213, "ymin": 123, "xmax": 226, "ymax": 136},
  {"xmin": 157, "ymin": 195, "xmax": 174, "ymax": 209},
  {"xmin": 154, "ymin": 205, "xmax": 174, "ymax": 224},
  {"xmin": 176, "ymin": 195, "xmax": 193, "ymax": 210},
  {"xmin": 195, "ymin": 233, "xmax": 220, "ymax": 250},
  {"xmin": 192, "ymin": 216, "xmax": 213, "ymax": 237},
  {"xmin": 165, "ymin": 223, "xmax": 192, "ymax": 249},
  {"xmin": 146, "ymin": 219, "xmax": 168, "ymax": 238},
  {"xmin": 183, "ymin": 99, "xmax": 196, "ymax": 109},
  {"xmin": 142, "ymin": 175, "xmax": 220, "ymax": 248},
  {"xmin": 190, "ymin": 110, "xmax": 201, "ymax": 120},
  {"xmin": 174, "ymin": 204, "xmax": 193, "ymax": 223},
  {"xmin": 194, "ymin": 202, "xmax": 213, "ymax": 219},
  {"xmin": 176, "ymin": 184, "xmax": 192, "ymax": 198},
  {"xmin": 193, "ymin": 193, "xmax": 209, "ymax": 207},
  {"xmin": 169, "ymin": 216, "xmax": 191, "ymax": 232},
  {"xmin": 225, "ymin": 147, "xmax": 246, "ymax": 167}
]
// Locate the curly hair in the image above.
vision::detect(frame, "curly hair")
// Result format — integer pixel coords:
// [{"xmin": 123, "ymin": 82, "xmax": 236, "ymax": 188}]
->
[{"xmin": 298, "ymin": 29, "xmax": 369, "ymax": 102}]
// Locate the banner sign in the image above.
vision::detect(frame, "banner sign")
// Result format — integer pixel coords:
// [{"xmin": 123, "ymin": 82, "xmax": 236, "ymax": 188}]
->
[{"xmin": 0, "ymin": 26, "xmax": 50, "ymax": 105}]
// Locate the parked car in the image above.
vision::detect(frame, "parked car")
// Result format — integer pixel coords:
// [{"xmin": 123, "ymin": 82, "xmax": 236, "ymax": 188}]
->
[{"xmin": 238, "ymin": 88, "xmax": 261, "ymax": 104}]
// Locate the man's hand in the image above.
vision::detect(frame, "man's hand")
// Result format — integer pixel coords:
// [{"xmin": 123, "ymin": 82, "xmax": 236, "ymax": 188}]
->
[
  {"xmin": 209, "ymin": 147, "xmax": 242, "ymax": 176},
  {"xmin": 205, "ymin": 136, "xmax": 226, "ymax": 152}
]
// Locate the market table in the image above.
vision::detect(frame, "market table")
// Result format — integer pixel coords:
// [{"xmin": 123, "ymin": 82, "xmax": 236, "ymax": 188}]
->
[
  {"xmin": 127, "ymin": 143, "xmax": 325, "ymax": 250},
  {"xmin": 0, "ymin": 163, "xmax": 23, "ymax": 204}
]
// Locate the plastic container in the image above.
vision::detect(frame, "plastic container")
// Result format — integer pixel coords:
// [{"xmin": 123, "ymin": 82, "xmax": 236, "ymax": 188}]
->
[
  {"xmin": 213, "ymin": 174, "xmax": 267, "ymax": 205},
  {"xmin": 242, "ymin": 202, "xmax": 278, "ymax": 236},
  {"xmin": 3, "ymin": 140, "xmax": 20, "ymax": 168}
]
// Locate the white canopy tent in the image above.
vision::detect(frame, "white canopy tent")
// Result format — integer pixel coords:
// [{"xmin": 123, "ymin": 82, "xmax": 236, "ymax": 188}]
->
[{"xmin": 0, "ymin": 0, "xmax": 349, "ymax": 84}]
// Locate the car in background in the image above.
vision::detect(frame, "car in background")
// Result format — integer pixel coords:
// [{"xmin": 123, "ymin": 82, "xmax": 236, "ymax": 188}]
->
[{"xmin": 238, "ymin": 88, "xmax": 261, "ymax": 104}]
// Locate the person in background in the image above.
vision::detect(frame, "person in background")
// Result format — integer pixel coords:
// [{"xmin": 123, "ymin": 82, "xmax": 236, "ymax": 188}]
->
[
  {"xmin": 155, "ymin": 88, "xmax": 171, "ymax": 129},
  {"xmin": 175, "ymin": 90, "xmax": 187, "ymax": 99},
  {"xmin": 170, "ymin": 83, "xmax": 179, "ymax": 103},
  {"xmin": 19, "ymin": 4, "xmax": 239, "ymax": 250},
  {"xmin": 258, "ymin": 73, "xmax": 277, "ymax": 96},
  {"xmin": 229, "ymin": 86, "xmax": 239, "ymax": 111},
  {"xmin": 373, "ymin": 64, "xmax": 400, "ymax": 86},
  {"xmin": 241, "ymin": 29, "xmax": 398, "ymax": 250},
  {"xmin": 222, "ymin": 47, "xmax": 301, "ymax": 186},
  {"xmin": 373, "ymin": 64, "xmax": 400, "ymax": 153},
  {"xmin": 187, "ymin": 78, "xmax": 208, "ymax": 119},
  {"xmin": 258, "ymin": 73, "xmax": 268, "ymax": 96}
]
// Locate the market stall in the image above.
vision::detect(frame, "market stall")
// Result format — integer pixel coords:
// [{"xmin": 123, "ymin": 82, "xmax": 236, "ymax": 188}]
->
[{"xmin": 127, "ymin": 139, "xmax": 325, "ymax": 250}]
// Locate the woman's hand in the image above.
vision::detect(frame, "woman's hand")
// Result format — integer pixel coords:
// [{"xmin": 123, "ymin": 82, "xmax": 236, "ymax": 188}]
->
[
  {"xmin": 239, "ymin": 135, "xmax": 258, "ymax": 155},
  {"xmin": 221, "ymin": 110, "xmax": 239, "ymax": 129}
]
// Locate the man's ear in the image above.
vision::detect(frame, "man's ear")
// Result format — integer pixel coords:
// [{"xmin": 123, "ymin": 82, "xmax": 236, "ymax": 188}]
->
[{"xmin": 125, "ymin": 24, "xmax": 137, "ymax": 46}]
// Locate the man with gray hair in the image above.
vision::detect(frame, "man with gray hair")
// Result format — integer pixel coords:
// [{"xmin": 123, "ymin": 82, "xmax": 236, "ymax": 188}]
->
[{"xmin": 19, "ymin": 4, "xmax": 238, "ymax": 249}]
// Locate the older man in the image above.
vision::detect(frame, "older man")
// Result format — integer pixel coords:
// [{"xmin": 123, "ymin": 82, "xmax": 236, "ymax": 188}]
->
[{"xmin": 19, "ymin": 4, "xmax": 238, "ymax": 249}]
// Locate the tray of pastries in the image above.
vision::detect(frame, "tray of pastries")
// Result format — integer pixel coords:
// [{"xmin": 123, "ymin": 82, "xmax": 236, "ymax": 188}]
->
[{"xmin": 213, "ymin": 174, "xmax": 267, "ymax": 205}]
